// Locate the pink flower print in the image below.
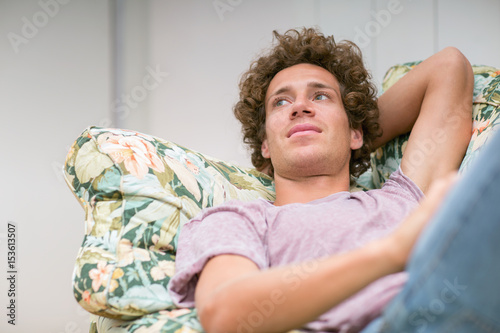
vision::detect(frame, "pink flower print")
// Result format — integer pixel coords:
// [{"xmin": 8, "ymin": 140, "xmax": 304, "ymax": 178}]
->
[
  {"xmin": 159, "ymin": 308, "xmax": 191, "ymax": 318},
  {"xmin": 185, "ymin": 159, "xmax": 200, "ymax": 175},
  {"xmin": 88, "ymin": 261, "xmax": 113, "ymax": 292},
  {"xmin": 100, "ymin": 135, "xmax": 165, "ymax": 179},
  {"xmin": 82, "ymin": 290, "xmax": 91, "ymax": 304},
  {"xmin": 471, "ymin": 119, "xmax": 490, "ymax": 141}
]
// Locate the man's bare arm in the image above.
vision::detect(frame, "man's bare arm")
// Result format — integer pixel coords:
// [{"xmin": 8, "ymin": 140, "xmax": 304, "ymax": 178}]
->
[
  {"xmin": 195, "ymin": 175, "xmax": 455, "ymax": 333},
  {"xmin": 196, "ymin": 243, "xmax": 397, "ymax": 333},
  {"xmin": 375, "ymin": 47, "xmax": 473, "ymax": 193}
]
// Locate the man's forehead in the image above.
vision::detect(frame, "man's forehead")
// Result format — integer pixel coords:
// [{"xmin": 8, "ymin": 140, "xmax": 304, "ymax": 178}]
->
[
  {"xmin": 266, "ymin": 64, "xmax": 341, "ymax": 101},
  {"xmin": 267, "ymin": 64, "xmax": 340, "ymax": 92}
]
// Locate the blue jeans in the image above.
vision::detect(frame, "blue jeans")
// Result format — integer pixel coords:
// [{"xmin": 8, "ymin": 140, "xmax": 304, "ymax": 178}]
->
[{"xmin": 362, "ymin": 129, "xmax": 500, "ymax": 333}]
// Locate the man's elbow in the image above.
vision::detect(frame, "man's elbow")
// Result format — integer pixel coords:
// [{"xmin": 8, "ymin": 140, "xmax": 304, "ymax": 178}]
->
[
  {"xmin": 434, "ymin": 46, "xmax": 473, "ymax": 87},
  {"xmin": 437, "ymin": 46, "xmax": 471, "ymax": 72},
  {"xmin": 433, "ymin": 46, "xmax": 474, "ymax": 120},
  {"xmin": 198, "ymin": 298, "xmax": 238, "ymax": 333}
]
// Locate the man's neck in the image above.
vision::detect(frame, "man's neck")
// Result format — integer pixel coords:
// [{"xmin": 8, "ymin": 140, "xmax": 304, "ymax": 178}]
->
[{"xmin": 272, "ymin": 172, "xmax": 351, "ymax": 206}]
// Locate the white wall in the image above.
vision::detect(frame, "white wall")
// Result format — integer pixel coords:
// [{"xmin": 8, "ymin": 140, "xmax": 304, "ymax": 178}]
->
[
  {"xmin": 0, "ymin": 0, "xmax": 112, "ymax": 332},
  {"xmin": 148, "ymin": 0, "xmax": 500, "ymax": 169},
  {"xmin": 1, "ymin": 0, "xmax": 499, "ymax": 332}
]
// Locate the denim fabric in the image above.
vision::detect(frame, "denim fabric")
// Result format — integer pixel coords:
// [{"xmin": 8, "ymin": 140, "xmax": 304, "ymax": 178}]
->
[{"xmin": 362, "ymin": 129, "xmax": 500, "ymax": 333}]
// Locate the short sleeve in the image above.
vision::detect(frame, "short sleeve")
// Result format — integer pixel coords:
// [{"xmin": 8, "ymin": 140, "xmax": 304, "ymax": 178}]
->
[
  {"xmin": 168, "ymin": 201, "xmax": 269, "ymax": 307},
  {"xmin": 382, "ymin": 166, "xmax": 424, "ymax": 202}
]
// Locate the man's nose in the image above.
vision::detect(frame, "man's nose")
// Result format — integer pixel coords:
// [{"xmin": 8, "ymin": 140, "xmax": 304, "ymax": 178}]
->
[{"xmin": 290, "ymin": 98, "xmax": 315, "ymax": 119}]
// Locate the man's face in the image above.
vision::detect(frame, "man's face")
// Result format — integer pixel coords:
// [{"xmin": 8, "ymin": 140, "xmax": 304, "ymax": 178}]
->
[{"xmin": 262, "ymin": 63, "xmax": 363, "ymax": 179}]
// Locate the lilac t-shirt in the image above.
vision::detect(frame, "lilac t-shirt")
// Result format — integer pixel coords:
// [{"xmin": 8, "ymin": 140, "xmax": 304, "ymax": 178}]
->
[{"xmin": 169, "ymin": 167, "xmax": 423, "ymax": 332}]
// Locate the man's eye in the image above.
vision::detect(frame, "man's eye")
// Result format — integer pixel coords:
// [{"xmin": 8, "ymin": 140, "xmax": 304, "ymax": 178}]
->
[
  {"xmin": 314, "ymin": 93, "xmax": 329, "ymax": 101},
  {"xmin": 275, "ymin": 99, "xmax": 289, "ymax": 107}
]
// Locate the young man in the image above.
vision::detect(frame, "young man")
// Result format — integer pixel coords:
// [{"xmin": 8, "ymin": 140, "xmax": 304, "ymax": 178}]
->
[{"xmin": 169, "ymin": 28, "xmax": 475, "ymax": 332}]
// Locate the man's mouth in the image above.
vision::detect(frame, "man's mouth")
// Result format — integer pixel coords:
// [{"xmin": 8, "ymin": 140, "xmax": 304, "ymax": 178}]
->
[{"xmin": 287, "ymin": 123, "xmax": 322, "ymax": 138}]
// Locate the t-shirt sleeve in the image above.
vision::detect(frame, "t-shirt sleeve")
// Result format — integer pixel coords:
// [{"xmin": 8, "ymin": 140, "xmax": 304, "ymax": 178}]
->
[
  {"xmin": 358, "ymin": 166, "xmax": 424, "ymax": 230},
  {"xmin": 168, "ymin": 200, "xmax": 268, "ymax": 308},
  {"xmin": 382, "ymin": 166, "xmax": 424, "ymax": 203}
]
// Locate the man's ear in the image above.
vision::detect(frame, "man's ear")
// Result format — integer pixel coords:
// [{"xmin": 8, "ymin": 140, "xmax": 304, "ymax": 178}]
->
[
  {"xmin": 261, "ymin": 139, "xmax": 270, "ymax": 158},
  {"xmin": 350, "ymin": 128, "xmax": 363, "ymax": 150}
]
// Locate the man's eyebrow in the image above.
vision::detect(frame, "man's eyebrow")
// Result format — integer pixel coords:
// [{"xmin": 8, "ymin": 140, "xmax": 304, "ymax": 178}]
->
[
  {"xmin": 307, "ymin": 81, "xmax": 340, "ymax": 96},
  {"xmin": 266, "ymin": 85, "xmax": 291, "ymax": 104}
]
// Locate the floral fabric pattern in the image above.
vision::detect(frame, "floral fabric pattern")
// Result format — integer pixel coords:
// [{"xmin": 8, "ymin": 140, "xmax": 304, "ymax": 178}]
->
[
  {"xmin": 369, "ymin": 63, "xmax": 500, "ymax": 188},
  {"xmin": 66, "ymin": 63, "xmax": 500, "ymax": 333},
  {"xmin": 64, "ymin": 127, "xmax": 276, "ymax": 331}
]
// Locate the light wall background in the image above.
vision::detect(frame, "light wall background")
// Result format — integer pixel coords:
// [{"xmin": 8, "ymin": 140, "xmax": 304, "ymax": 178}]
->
[{"xmin": 1, "ymin": 0, "xmax": 499, "ymax": 332}]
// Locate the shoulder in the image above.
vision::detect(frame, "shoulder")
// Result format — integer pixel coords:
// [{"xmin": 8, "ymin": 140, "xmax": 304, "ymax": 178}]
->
[
  {"xmin": 382, "ymin": 166, "xmax": 424, "ymax": 201},
  {"xmin": 353, "ymin": 167, "xmax": 424, "ymax": 204},
  {"xmin": 182, "ymin": 198, "xmax": 270, "ymax": 236},
  {"xmin": 194, "ymin": 198, "xmax": 269, "ymax": 222}
]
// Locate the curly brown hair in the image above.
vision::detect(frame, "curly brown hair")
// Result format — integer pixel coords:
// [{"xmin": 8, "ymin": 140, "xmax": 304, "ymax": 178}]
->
[{"xmin": 233, "ymin": 27, "xmax": 381, "ymax": 179}]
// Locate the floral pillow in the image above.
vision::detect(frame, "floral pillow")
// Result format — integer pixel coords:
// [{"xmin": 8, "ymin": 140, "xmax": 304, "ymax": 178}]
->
[
  {"xmin": 64, "ymin": 127, "xmax": 276, "ymax": 320},
  {"xmin": 370, "ymin": 63, "xmax": 500, "ymax": 188}
]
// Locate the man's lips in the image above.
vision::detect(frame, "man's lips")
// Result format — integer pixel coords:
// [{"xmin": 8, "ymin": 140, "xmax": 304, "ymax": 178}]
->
[{"xmin": 287, "ymin": 123, "xmax": 322, "ymax": 138}]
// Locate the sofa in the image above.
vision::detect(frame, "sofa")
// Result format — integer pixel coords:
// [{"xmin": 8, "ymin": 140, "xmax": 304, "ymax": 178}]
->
[{"xmin": 63, "ymin": 62, "xmax": 500, "ymax": 333}]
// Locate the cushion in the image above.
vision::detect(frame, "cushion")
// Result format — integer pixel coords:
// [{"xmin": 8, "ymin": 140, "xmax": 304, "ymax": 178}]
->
[
  {"xmin": 370, "ymin": 63, "xmax": 500, "ymax": 188},
  {"xmin": 87, "ymin": 312, "xmax": 304, "ymax": 333},
  {"xmin": 64, "ymin": 127, "xmax": 276, "ymax": 320}
]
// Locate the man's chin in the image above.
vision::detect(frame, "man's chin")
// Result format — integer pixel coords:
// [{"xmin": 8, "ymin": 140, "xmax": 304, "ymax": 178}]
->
[{"xmin": 277, "ymin": 157, "xmax": 341, "ymax": 177}]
